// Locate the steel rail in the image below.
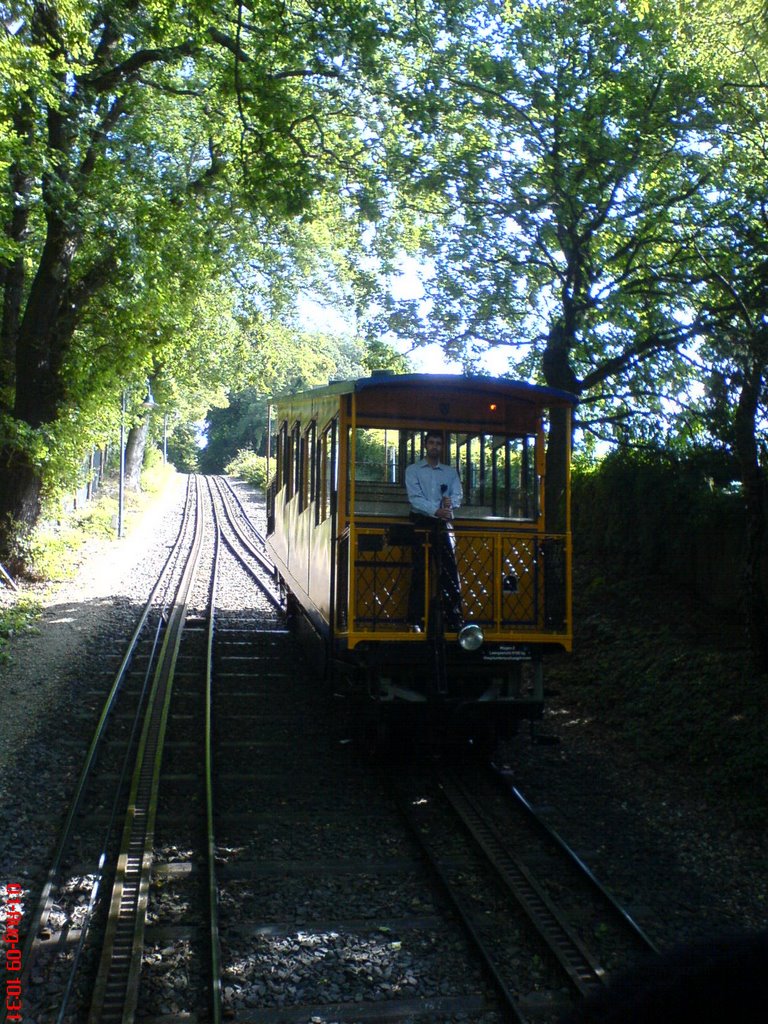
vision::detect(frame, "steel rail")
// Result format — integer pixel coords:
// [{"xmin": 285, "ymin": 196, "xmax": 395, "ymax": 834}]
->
[
  {"xmin": 19, "ymin": 476, "xmax": 196, "ymax": 997},
  {"xmin": 217, "ymin": 473, "xmax": 268, "ymax": 547},
  {"xmin": 211, "ymin": 475, "xmax": 277, "ymax": 580},
  {"xmin": 200, "ymin": 474, "xmax": 284, "ymax": 1020},
  {"xmin": 491, "ymin": 767, "xmax": 660, "ymax": 956},
  {"xmin": 88, "ymin": 476, "xmax": 207, "ymax": 1024},
  {"xmin": 205, "ymin": 514, "xmax": 224, "ymax": 1024},
  {"xmin": 439, "ymin": 770, "xmax": 606, "ymax": 997},
  {"xmin": 395, "ymin": 784, "xmax": 527, "ymax": 1022}
]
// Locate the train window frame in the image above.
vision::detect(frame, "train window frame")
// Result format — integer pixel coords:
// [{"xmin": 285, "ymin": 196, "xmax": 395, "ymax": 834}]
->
[
  {"xmin": 353, "ymin": 427, "xmax": 411, "ymax": 484},
  {"xmin": 286, "ymin": 422, "xmax": 299, "ymax": 502},
  {"xmin": 346, "ymin": 424, "xmax": 539, "ymax": 522},
  {"xmin": 449, "ymin": 431, "xmax": 538, "ymax": 521},
  {"xmin": 349, "ymin": 426, "xmax": 420, "ymax": 516},
  {"xmin": 300, "ymin": 421, "xmax": 316, "ymax": 513},
  {"xmin": 317, "ymin": 418, "xmax": 338, "ymax": 525},
  {"xmin": 276, "ymin": 422, "xmax": 287, "ymax": 492}
]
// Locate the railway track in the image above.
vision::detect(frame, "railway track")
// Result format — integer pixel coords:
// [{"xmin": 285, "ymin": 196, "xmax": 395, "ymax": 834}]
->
[
  {"xmin": 19, "ymin": 476, "xmax": 203, "ymax": 1018},
  {"xmin": 17, "ymin": 475, "xmax": 659, "ymax": 1024},
  {"xmin": 18, "ymin": 476, "xmax": 284, "ymax": 1022},
  {"xmin": 391, "ymin": 761, "xmax": 660, "ymax": 1023}
]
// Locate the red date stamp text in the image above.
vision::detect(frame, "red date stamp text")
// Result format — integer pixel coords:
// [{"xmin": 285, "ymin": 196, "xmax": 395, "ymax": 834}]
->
[{"xmin": 3, "ymin": 883, "xmax": 23, "ymax": 1023}]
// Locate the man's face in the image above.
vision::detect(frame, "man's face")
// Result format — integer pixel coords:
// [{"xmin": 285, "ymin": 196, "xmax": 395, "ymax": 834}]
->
[{"xmin": 426, "ymin": 435, "xmax": 443, "ymax": 461}]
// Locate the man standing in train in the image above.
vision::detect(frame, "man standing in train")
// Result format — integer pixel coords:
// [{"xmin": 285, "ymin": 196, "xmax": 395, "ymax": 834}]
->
[{"xmin": 405, "ymin": 429, "xmax": 464, "ymax": 632}]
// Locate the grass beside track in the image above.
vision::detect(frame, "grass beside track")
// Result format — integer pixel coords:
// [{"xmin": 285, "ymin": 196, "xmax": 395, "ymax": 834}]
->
[{"xmin": 0, "ymin": 595, "xmax": 41, "ymax": 666}]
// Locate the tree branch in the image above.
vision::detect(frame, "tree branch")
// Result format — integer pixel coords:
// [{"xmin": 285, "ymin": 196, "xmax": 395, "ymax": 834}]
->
[
  {"xmin": 580, "ymin": 322, "xmax": 699, "ymax": 391},
  {"xmin": 80, "ymin": 42, "xmax": 198, "ymax": 91},
  {"xmin": 134, "ymin": 75, "xmax": 205, "ymax": 98},
  {"xmin": 208, "ymin": 25, "xmax": 250, "ymax": 62}
]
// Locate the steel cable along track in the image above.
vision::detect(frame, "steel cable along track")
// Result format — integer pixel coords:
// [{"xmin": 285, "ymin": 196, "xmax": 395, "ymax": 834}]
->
[
  {"xmin": 19, "ymin": 477, "xmax": 198, "ymax": 1006},
  {"xmin": 88, "ymin": 476, "xmax": 208, "ymax": 1024}
]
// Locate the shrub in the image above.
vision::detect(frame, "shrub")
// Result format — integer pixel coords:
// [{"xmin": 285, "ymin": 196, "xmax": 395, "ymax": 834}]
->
[
  {"xmin": 571, "ymin": 446, "xmax": 740, "ymax": 579},
  {"xmin": 141, "ymin": 455, "xmax": 175, "ymax": 495},
  {"xmin": 225, "ymin": 449, "xmax": 269, "ymax": 490}
]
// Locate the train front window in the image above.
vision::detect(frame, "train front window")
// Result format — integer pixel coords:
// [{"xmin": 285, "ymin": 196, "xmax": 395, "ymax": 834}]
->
[{"xmin": 350, "ymin": 427, "xmax": 537, "ymax": 521}]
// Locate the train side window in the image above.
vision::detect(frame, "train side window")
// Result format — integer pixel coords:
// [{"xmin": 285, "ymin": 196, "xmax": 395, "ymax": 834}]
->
[
  {"xmin": 351, "ymin": 427, "xmax": 419, "ymax": 516},
  {"xmin": 300, "ymin": 422, "xmax": 315, "ymax": 512},
  {"xmin": 355, "ymin": 428, "xmax": 400, "ymax": 483},
  {"xmin": 276, "ymin": 423, "xmax": 287, "ymax": 492},
  {"xmin": 294, "ymin": 425, "xmax": 301, "ymax": 498},
  {"xmin": 318, "ymin": 420, "xmax": 337, "ymax": 524},
  {"xmin": 285, "ymin": 423, "xmax": 299, "ymax": 501}
]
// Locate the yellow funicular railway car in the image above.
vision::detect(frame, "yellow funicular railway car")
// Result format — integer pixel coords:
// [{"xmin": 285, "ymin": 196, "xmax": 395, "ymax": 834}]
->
[{"xmin": 266, "ymin": 372, "xmax": 576, "ymax": 746}]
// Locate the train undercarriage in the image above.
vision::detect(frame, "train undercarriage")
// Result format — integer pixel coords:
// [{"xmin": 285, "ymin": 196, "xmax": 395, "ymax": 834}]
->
[{"xmin": 329, "ymin": 637, "xmax": 548, "ymax": 752}]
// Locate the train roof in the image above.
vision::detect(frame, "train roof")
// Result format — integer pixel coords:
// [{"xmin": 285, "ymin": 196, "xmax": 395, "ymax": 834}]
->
[{"xmin": 272, "ymin": 372, "xmax": 577, "ymax": 407}]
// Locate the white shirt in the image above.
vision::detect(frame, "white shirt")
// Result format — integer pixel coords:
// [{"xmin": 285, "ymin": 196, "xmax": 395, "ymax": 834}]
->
[{"xmin": 405, "ymin": 459, "xmax": 463, "ymax": 517}]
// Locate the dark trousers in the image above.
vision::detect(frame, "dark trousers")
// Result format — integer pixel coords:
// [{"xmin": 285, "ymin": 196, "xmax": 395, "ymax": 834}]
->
[{"xmin": 407, "ymin": 513, "xmax": 463, "ymax": 629}]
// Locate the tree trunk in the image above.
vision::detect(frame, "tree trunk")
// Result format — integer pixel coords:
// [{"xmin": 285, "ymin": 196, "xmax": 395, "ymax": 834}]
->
[
  {"xmin": 734, "ymin": 362, "xmax": 768, "ymax": 676},
  {"xmin": 0, "ymin": 233, "xmax": 77, "ymax": 565},
  {"xmin": 13, "ymin": 229, "xmax": 74, "ymax": 426},
  {"xmin": 125, "ymin": 418, "xmax": 150, "ymax": 491},
  {"xmin": 542, "ymin": 321, "xmax": 580, "ymax": 534},
  {"xmin": 0, "ymin": 447, "xmax": 44, "ymax": 568},
  {"xmin": 0, "ymin": 109, "xmax": 34, "ymax": 402}
]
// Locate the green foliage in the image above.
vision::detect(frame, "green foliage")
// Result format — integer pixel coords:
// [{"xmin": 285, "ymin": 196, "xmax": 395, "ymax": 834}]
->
[
  {"xmin": 655, "ymin": 0, "xmax": 768, "ymax": 72},
  {"xmin": 558, "ymin": 440, "xmax": 768, "ymax": 825},
  {"xmin": 225, "ymin": 450, "xmax": 269, "ymax": 490},
  {"xmin": 21, "ymin": 460, "xmax": 176, "ymax": 581},
  {"xmin": 366, "ymin": 0, "xmax": 751, "ymax": 454},
  {"xmin": 572, "ymin": 445, "xmax": 740, "ymax": 577},
  {"xmin": 201, "ymin": 390, "xmax": 270, "ymax": 474},
  {"xmin": 200, "ymin": 327, "xmax": 390, "ymax": 473},
  {"xmin": 362, "ymin": 339, "xmax": 411, "ymax": 375},
  {"xmin": 0, "ymin": 0, "xmax": 427, "ymax": 558},
  {"xmin": 140, "ymin": 453, "xmax": 174, "ymax": 495},
  {"xmin": 23, "ymin": 521, "xmax": 92, "ymax": 582},
  {"xmin": 0, "ymin": 596, "xmax": 41, "ymax": 667},
  {"xmin": 166, "ymin": 424, "xmax": 201, "ymax": 473},
  {"xmin": 354, "ymin": 428, "xmax": 390, "ymax": 481}
]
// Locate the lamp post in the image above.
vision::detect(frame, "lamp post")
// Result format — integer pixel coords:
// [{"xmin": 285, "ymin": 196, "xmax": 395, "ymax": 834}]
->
[{"xmin": 117, "ymin": 390, "xmax": 127, "ymax": 538}]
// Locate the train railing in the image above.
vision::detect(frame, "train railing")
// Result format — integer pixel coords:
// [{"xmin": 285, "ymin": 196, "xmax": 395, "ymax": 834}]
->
[{"xmin": 339, "ymin": 519, "xmax": 571, "ymax": 647}]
